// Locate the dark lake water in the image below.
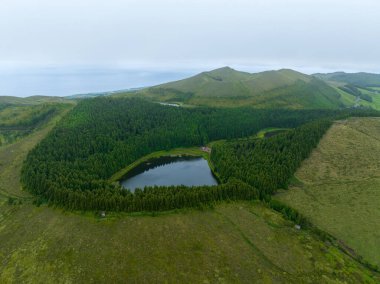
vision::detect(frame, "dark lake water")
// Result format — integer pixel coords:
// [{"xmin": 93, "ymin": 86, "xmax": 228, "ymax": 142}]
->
[{"xmin": 120, "ymin": 156, "xmax": 218, "ymax": 191}]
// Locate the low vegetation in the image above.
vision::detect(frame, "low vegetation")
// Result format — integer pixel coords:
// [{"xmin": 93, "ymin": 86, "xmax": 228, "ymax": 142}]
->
[
  {"xmin": 0, "ymin": 104, "xmax": 63, "ymax": 147},
  {"xmin": 123, "ymin": 67, "xmax": 345, "ymax": 109},
  {"xmin": 276, "ymin": 117, "xmax": 380, "ymax": 268},
  {"xmin": 314, "ymin": 72, "xmax": 380, "ymax": 87}
]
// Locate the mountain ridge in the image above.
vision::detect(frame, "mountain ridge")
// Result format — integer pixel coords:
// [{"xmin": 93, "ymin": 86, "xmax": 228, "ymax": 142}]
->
[{"xmin": 130, "ymin": 67, "xmax": 344, "ymax": 109}]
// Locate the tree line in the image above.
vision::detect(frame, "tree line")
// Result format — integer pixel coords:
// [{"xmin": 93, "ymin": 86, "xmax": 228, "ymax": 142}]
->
[{"xmin": 210, "ymin": 119, "xmax": 334, "ymax": 197}]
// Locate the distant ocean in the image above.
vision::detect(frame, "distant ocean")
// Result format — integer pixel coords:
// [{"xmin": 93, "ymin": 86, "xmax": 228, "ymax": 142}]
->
[{"xmin": 0, "ymin": 68, "xmax": 195, "ymax": 97}]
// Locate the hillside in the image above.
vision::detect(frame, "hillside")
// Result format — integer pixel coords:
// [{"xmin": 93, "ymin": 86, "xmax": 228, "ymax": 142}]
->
[
  {"xmin": 314, "ymin": 71, "xmax": 380, "ymax": 87},
  {"xmin": 315, "ymin": 72, "xmax": 380, "ymax": 110},
  {"xmin": 276, "ymin": 117, "xmax": 380, "ymax": 268},
  {"xmin": 0, "ymin": 95, "xmax": 69, "ymax": 106},
  {"xmin": 129, "ymin": 67, "xmax": 344, "ymax": 109}
]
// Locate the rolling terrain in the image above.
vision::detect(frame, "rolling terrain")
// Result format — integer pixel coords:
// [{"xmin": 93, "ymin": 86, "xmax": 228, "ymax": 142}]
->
[
  {"xmin": 0, "ymin": 95, "xmax": 68, "ymax": 105},
  {"xmin": 314, "ymin": 72, "xmax": 380, "ymax": 87},
  {"xmin": 315, "ymin": 72, "xmax": 380, "ymax": 110},
  {"xmin": 276, "ymin": 117, "xmax": 380, "ymax": 268},
  {"xmin": 1, "ymin": 69, "xmax": 380, "ymax": 282},
  {"xmin": 0, "ymin": 110, "xmax": 378, "ymax": 282},
  {"xmin": 0, "ymin": 103, "xmax": 69, "ymax": 147},
  {"xmin": 113, "ymin": 67, "xmax": 380, "ymax": 110},
  {"xmin": 124, "ymin": 67, "xmax": 345, "ymax": 109}
]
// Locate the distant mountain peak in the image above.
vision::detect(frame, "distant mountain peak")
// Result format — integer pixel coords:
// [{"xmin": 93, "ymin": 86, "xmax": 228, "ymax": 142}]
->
[
  {"xmin": 205, "ymin": 66, "xmax": 238, "ymax": 75},
  {"xmin": 202, "ymin": 66, "xmax": 252, "ymax": 82},
  {"xmin": 214, "ymin": 66, "xmax": 235, "ymax": 71}
]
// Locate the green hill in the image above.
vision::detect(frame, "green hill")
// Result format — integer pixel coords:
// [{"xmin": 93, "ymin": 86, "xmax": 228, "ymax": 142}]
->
[
  {"xmin": 315, "ymin": 72, "xmax": 380, "ymax": 110},
  {"xmin": 0, "ymin": 95, "xmax": 68, "ymax": 106},
  {"xmin": 130, "ymin": 67, "xmax": 344, "ymax": 109},
  {"xmin": 314, "ymin": 72, "xmax": 380, "ymax": 87}
]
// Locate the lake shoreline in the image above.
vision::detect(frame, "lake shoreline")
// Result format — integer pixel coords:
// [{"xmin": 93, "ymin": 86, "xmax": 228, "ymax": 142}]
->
[
  {"xmin": 109, "ymin": 146, "xmax": 222, "ymax": 184},
  {"xmin": 120, "ymin": 156, "xmax": 218, "ymax": 191}
]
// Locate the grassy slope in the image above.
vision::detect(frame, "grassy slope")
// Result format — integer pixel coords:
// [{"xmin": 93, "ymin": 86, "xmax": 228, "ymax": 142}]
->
[
  {"xmin": 0, "ymin": 104, "xmax": 54, "ymax": 127},
  {"xmin": 0, "ymin": 96, "xmax": 69, "ymax": 105},
  {"xmin": 324, "ymin": 85, "xmax": 380, "ymax": 110},
  {"xmin": 126, "ymin": 67, "xmax": 343, "ymax": 109},
  {"xmin": 357, "ymin": 88, "xmax": 380, "ymax": 110},
  {"xmin": 276, "ymin": 117, "xmax": 380, "ymax": 267},
  {"xmin": 335, "ymin": 87, "xmax": 357, "ymax": 107},
  {"xmin": 314, "ymin": 72, "xmax": 380, "ymax": 87},
  {"xmin": 3, "ymin": 201, "xmax": 379, "ymax": 283},
  {"xmin": 0, "ymin": 103, "xmax": 72, "ymax": 147},
  {"xmin": 0, "ymin": 104, "xmax": 74, "ymax": 199},
  {"xmin": 315, "ymin": 72, "xmax": 380, "ymax": 110},
  {"xmin": 0, "ymin": 112, "xmax": 378, "ymax": 282}
]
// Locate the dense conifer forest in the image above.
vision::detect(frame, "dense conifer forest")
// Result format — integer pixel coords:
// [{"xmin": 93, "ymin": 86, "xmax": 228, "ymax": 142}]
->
[
  {"xmin": 211, "ymin": 119, "xmax": 333, "ymax": 196},
  {"xmin": 21, "ymin": 97, "xmax": 379, "ymax": 211}
]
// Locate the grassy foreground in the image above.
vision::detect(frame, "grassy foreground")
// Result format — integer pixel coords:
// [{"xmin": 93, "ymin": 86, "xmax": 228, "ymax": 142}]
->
[
  {"xmin": 2, "ymin": 201, "xmax": 379, "ymax": 283},
  {"xmin": 0, "ymin": 111, "xmax": 378, "ymax": 282},
  {"xmin": 276, "ymin": 117, "xmax": 380, "ymax": 268}
]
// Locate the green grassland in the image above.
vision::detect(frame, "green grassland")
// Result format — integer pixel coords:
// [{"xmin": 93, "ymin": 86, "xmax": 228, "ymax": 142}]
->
[
  {"xmin": 328, "ymin": 85, "xmax": 380, "ymax": 110},
  {"xmin": 0, "ymin": 104, "xmax": 74, "ymax": 200},
  {"xmin": 0, "ymin": 108, "xmax": 378, "ymax": 282},
  {"xmin": 119, "ymin": 68, "xmax": 380, "ymax": 110},
  {"xmin": 0, "ymin": 103, "xmax": 71, "ymax": 147},
  {"xmin": 0, "ymin": 104, "xmax": 54, "ymax": 127},
  {"xmin": 0, "ymin": 95, "xmax": 69, "ymax": 105},
  {"xmin": 255, "ymin": 127, "xmax": 290, "ymax": 139},
  {"xmin": 357, "ymin": 88, "xmax": 380, "ymax": 110},
  {"xmin": 120, "ymin": 67, "xmax": 345, "ymax": 109},
  {"xmin": 276, "ymin": 117, "xmax": 380, "ymax": 268},
  {"xmin": 2, "ymin": 200, "xmax": 379, "ymax": 283},
  {"xmin": 314, "ymin": 71, "xmax": 380, "ymax": 110},
  {"xmin": 335, "ymin": 87, "xmax": 357, "ymax": 107},
  {"xmin": 314, "ymin": 72, "xmax": 380, "ymax": 87}
]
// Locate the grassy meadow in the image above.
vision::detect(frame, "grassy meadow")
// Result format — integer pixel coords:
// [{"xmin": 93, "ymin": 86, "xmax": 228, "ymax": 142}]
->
[
  {"xmin": 276, "ymin": 117, "xmax": 380, "ymax": 268},
  {"xmin": 358, "ymin": 88, "xmax": 380, "ymax": 110},
  {"xmin": 0, "ymin": 103, "xmax": 72, "ymax": 147}
]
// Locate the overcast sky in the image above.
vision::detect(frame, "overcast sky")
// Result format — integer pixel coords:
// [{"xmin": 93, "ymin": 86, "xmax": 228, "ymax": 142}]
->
[{"xmin": 1, "ymin": 0, "xmax": 380, "ymax": 73}]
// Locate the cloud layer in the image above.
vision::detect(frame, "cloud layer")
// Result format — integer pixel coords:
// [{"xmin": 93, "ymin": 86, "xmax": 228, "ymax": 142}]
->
[{"xmin": 1, "ymin": 0, "xmax": 379, "ymax": 72}]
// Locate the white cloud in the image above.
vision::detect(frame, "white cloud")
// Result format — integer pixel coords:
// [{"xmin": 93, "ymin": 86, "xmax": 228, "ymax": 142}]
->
[{"xmin": 0, "ymin": 0, "xmax": 379, "ymax": 72}]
